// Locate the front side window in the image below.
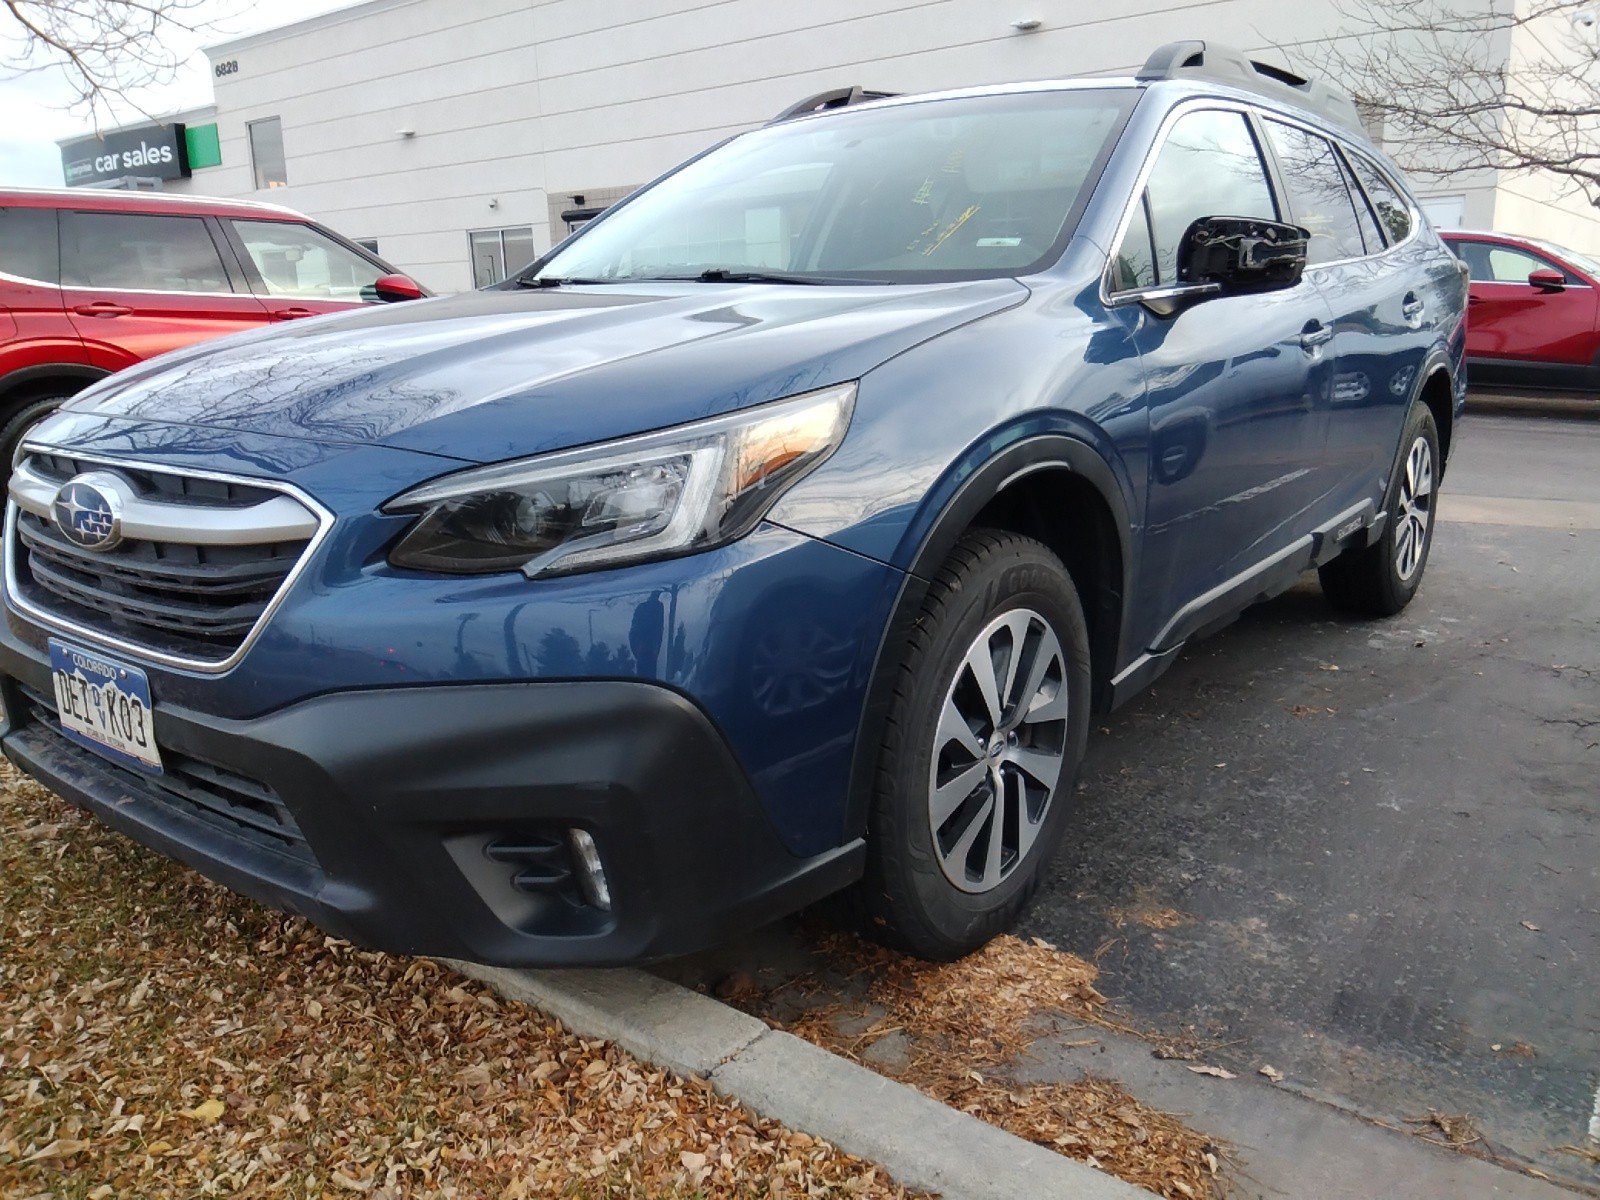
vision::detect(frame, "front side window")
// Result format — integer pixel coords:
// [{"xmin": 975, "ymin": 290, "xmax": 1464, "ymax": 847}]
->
[
  {"xmin": 1263, "ymin": 121, "xmax": 1366, "ymax": 264},
  {"xmin": 1453, "ymin": 241, "xmax": 1571, "ymax": 285},
  {"xmin": 248, "ymin": 117, "xmax": 288, "ymax": 189},
  {"xmin": 1114, "ymin": 108, "xmax": 1278, "ymax": 289},
  {"xmin": 0, "ymin": 207, "xmax": 58, "ymax": 283},
  {"xmin": 534, "ymin": 89, "xmax": 1135, "ymax": 284},
  {"xmin": 232, "ymin": 219, "xmax": 387, "ymax": 300},
  {"xmin": 1347, "ymin": 155, "xmax": 1413, "ymax": 246},
  {"xmin": 60, "ymin": 211, "xmax": 231, "ymax": 292}
]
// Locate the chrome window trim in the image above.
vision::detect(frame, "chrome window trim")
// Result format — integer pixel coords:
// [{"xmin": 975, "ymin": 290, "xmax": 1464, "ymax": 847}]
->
[
  {"xmin": 55, "ymin": 282, "xmax": 251, "ymax": 299},
  {"xmin": 1099, "ymin": 97, "xmax": 1423, "ymax": 307},
  {"xmin": 2, "ymin": 442, "xmax": 335, "ymax": 676}
]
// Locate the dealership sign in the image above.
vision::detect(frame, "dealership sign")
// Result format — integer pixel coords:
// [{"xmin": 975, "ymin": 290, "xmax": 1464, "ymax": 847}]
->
[{"xmin": 60, "ymin": 124, "xmax": 191, "ymax": 186}]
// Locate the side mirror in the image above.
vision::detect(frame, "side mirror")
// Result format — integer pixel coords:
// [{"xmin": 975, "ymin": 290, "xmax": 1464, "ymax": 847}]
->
[
  {"xmin": 372, "ymin": 273, "xmax": 425, "ymax": 303},
  {"xmin": 1178, "ymin": 216, "xmax": 1310, "ymax": 295},
  {"xmin": 1528, "ymin": 268, "xmax": 1565, "ymax": 292}
]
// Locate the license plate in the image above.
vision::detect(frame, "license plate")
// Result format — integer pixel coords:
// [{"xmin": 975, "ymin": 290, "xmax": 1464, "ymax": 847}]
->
[{"xmin": 48, "ymin": 638, "xmax": 162, "ymax": 774}]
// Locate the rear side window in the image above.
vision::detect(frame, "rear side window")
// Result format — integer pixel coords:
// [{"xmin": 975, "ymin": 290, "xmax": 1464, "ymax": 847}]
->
[
  {"xmin": 0, "ymin": 207, "xmax": 59, "ymax": 284},
  {"xmin": 1118, "ymin": 109, "xmax": 1278, "ymax": 288},
  {"xmin": 1347, "ymin": 155, "xmax": 1414, "ymax": 246},
  {"xmin": 1263, "ymin": 121, "xmax": 1366, "ymax": 264},
  {"xmin": 60, "ymin": 211, "xmax": 232, "ymax": 293}
]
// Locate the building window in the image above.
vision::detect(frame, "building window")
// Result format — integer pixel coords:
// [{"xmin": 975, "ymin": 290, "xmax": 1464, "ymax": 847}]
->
[
  {"xmin": 248, "ymin": 117, "xmax": 287, "ymax": 189},
  {"xmin": 355, "ymin": 238, "xmax": 380, "ymax": 255},
  {"xmin": 469, "ymin": 226, "xmax": 534, "ymax": 287}
]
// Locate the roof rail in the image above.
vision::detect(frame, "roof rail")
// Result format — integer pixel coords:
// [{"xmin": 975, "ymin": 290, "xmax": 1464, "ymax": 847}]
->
[
  {"xmin": 1136, "ymin": 40, "xmax": 1364, "ymax": 134},
  {"xmin": 768, "ymin": 85, "xmax": 899, "ymax": 125}
]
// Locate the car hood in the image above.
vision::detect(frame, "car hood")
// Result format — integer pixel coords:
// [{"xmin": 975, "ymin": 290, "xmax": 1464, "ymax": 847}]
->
[{"xmin": 66, "ymin": 280, "xmax": 1028, "ymax": 463}]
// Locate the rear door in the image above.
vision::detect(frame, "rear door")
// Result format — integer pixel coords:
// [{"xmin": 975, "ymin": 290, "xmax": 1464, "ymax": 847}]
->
[
  {"xmin": 1260, "ymin": 122, "xmax": 1437, "ymax": 518},
  {"xmin": 1449, "ymin": 237, "xmax": 1598, "ymax": 370},
  {"xmin": 219, "ymin": 218, "xmax": 391, "ymax": 321},
  {"xmin": 1108, "ymin": 105, "xmax": 1336, "ymax": 635},
  {"xmin": 59, "ymin": 209, "xmax": 272, "ymax": 372},
  {"xmin": 0, "ymin": 205, "xmax": 86, "ymax": 374}
]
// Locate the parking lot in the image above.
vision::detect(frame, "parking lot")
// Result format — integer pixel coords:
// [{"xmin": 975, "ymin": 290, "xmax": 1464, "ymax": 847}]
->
[
  {"xmin": 681, "ymin": 406, "xmax": 1600, "ymax": 1192},
  {"xmin": 1018, "ymin": 407, "xmax": 1599, "ymax": 1183}
]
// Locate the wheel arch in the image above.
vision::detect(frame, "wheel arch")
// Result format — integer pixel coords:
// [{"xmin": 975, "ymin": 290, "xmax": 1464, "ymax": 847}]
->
[
  {"xmin": 1415, "ymin": 362, "xmax": 1455, "ymax": 470},
  {"xmin": 0, "ymin": 363, "xmax": 108, "ymax": 408},
  {"xmin": 841, "ymin": 433, "xmax": 1135, "ymax": 842}
]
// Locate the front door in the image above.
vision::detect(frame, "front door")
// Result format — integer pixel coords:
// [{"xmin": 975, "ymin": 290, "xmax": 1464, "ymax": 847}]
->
[
  {"xmin": 1108, "ymin": 107, "xmax": 1334, "ymax": 644},
  {"xmin": 58, "ymin": 209, "xmax": 272, "ymax": 373},
  {"xmin": 1452, "ymin": 238, "xmax": 1599, "ymax": 378},
  {"xmin": 220, "ymin": 217, "xmax": 391, "ymax": 321}
]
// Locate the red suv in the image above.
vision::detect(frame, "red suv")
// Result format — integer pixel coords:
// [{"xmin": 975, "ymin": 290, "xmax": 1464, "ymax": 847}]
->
[
  {"xmin": 1441, "ymin": 229, "xmax": 1600, "ymax": 394},
  {"xmin": 0, "ymin": 188, "xmax": 427, "ymax": 470}
]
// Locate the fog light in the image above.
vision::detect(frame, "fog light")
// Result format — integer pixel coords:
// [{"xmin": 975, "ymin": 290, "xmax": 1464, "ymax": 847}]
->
[{"xmin": 567, "ymin": 828, "xmax": 612, "ymax": 911}]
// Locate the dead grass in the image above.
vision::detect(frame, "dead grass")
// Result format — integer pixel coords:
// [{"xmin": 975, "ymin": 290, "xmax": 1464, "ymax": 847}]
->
[
  {"xmin": 730, "ymin": 929, "xmax": 1226, "ymax": 1199},
  {"xmin": 0, "ymin": 763, "xmax": 918, "ymax": 1199}
]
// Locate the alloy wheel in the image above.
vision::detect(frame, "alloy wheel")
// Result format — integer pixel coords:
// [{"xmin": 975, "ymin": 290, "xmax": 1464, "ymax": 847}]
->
[
  {"xmin": 1394, "ymin": 435, "xmax": 1434, "ymax": 582},
  {"xmin": 927, "ymin": 608, "xmax": 1069, "ymax": 894}
]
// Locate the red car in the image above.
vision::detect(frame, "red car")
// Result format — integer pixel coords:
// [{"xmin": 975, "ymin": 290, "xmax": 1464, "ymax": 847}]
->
[
  {"xmin": 0, "ymin": 188, "xmax": 426, "ymax": 469},
  {"xmin": 1442, "ymin": 229, "xmax": 1600, "ymax": 393}
]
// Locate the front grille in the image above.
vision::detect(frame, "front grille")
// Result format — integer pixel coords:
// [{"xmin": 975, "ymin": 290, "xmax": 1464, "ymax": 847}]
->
[
  {"xmin": 5, "ymin": 452, "xmax": 322, "ymax": 667},
  {"xmin": 14, "ymin": 683, "xmax": 317, "ymax": 868}
]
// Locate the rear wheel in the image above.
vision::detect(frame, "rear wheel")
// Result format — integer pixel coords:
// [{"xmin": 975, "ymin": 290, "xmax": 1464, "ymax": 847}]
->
[
  {"xmin": 849, "ymin": 529, "xmax": 1091, "ymax": 960},
  {"xmin": 1319, "ymin": 403, "xmax": 1440, "ymax": 617}
]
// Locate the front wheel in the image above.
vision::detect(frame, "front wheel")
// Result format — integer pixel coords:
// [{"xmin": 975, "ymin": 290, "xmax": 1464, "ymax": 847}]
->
[
  {"xmin": 1319, "ymin": 403, "xmax": 1440, "ymax": 617},
  {"xmin": 848, "ymin": 529, "xmax": 1092, "ymax": 960},
  {"xmin": 0, "ymin": 395, "xmax": 71, "ymax": 488}
]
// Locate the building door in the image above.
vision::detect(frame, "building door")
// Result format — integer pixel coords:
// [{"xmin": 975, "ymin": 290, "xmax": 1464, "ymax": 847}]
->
[{"xmin": 469, "ymin": 227, "xmax": 535, "ymax": 287}]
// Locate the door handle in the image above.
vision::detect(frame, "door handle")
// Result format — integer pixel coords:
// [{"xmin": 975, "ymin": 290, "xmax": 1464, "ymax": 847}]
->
[
  {"xmin": 1401, "ymin": 294, "xmax": 1426, "ymax": 325},
  {"xmin": 72, "ymin": 302, "xmax": 131, "ymax": 318},
  {"xmin": 269, "ymin": 307, "xmax": 318, "ymax": 321},
  {"xmin": 1299, "ymin": 322, "xmax": 1333, "ymax": 353}
]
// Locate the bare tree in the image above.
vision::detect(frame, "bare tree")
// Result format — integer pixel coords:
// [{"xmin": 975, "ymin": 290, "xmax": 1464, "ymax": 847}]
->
[
  {"xmin": 1309, "ymin": 0, "xmax": 1600, "ymax": 203},
  {"xmin": 1, "ymin": 0, "xmax": 213, "ymax": 123}
]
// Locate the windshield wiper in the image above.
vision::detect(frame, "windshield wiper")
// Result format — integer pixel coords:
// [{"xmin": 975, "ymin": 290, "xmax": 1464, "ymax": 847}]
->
[
  {"xmin": 513, "ymin": 275, "xmax": 616, "ymax": 288},
  {"xmin": 672, "ymin": 268, "xmax": 887, "ymax": 286}
]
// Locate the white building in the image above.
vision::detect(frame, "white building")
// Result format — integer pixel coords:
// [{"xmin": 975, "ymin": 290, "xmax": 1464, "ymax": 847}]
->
[{"xmin": 59, "ymin": 0, "xmax": 1600, "ymax": 292}]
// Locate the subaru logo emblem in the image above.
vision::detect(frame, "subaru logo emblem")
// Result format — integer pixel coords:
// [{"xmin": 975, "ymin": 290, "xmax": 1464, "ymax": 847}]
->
[{"xmin": 53, "ymin": 476, "xmax": 124, "ymax": 552}]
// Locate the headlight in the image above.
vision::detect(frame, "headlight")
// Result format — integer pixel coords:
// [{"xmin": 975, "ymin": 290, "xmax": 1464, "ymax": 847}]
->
[{"xmin": 384, "ymin": 382, "xmax": 856, "ymax": 576}]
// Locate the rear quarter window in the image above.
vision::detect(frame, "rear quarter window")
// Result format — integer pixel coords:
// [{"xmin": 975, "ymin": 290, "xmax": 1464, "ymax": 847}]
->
[{"xmin": 0, "ymin": 207, "xmax": 60, "ymax": 284}]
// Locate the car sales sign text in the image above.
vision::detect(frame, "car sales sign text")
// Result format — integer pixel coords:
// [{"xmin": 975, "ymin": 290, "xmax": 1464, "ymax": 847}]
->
[{"xmin": 60, "ymin": 124, "xmax": 192, "ymax": 187}]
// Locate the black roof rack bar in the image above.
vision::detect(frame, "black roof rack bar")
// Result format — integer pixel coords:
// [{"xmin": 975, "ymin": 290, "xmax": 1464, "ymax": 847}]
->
[
  {"xmin": 1136, "ymin": 40, "xmax": 1364, "ymax": 134},
  {"xmin": 768, "ymin": 85, "xmax": 899, "ymax": 125}
]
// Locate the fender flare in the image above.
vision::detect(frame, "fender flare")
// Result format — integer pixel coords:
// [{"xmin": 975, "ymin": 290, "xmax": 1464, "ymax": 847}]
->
[{"xmin": 841, "ymin": 433, "xmax": 1136, "ymax": 842}]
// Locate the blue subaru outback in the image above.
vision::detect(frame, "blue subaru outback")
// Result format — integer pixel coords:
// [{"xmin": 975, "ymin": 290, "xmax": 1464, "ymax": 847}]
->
[{"xmin": 0, "ymin": 43, "xmax": 1466, "ymax": 964}]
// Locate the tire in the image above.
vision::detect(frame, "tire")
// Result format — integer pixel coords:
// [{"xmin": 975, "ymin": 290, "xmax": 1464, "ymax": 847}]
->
[
  {"xmin": 0, "ymin": 394, "xmax": 71, "ymax": 487},
  {"xmin": 1319, "ymin": 403, "xmax": 1440, "ymax": 617},
  {"xmin": 848, "ymin": 528, "xmax": 1092, "ymax": 960}
]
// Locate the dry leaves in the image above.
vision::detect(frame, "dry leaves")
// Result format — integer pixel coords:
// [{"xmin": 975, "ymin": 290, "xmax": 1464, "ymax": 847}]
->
[
  {"xmin": 1407, "ymin": 1111, "xmax": 1484, "ymax": 1148},
  {"xmin": 0, "ymin": 763, "xmax": 917, "ymax": 1199},
  {"xmin": 738, "ymin": 930, "xmax": 1225, "ymax": 1199}
]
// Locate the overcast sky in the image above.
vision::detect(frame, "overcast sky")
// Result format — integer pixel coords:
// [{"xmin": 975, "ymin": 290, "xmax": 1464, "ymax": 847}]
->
[{"xmin": 0, "ymin": 0, "xmax": 360, "ymax": 187}]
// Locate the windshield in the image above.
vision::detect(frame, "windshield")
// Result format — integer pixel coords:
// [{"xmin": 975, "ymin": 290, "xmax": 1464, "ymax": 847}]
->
[{"xmin": 530, "ymin": 88, "xmax": 1134, "ymax": 285}]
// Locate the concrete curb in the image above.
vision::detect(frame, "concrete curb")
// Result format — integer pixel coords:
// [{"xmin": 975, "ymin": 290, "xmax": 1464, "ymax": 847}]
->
[{"xmin": 449, "ymin": 961, "xmax": 1152, "ymax": 1200}]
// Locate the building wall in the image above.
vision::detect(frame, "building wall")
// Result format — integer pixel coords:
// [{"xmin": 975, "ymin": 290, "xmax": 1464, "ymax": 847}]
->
[{"xmin": 146, "ymin": 0, "xmax": 1593, "ymax": 291}]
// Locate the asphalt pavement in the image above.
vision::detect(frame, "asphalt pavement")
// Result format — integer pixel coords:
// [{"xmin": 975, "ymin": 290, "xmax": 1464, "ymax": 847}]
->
[{"xmin": 1018, "ymin": 406, "xmax": 1599, "ymax": 1188}]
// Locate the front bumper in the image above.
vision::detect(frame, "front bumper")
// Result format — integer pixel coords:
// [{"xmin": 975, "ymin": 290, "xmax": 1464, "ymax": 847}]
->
[{"xmin": 0, "ymin": 645, "xmax": 863, "ymax": 965}]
